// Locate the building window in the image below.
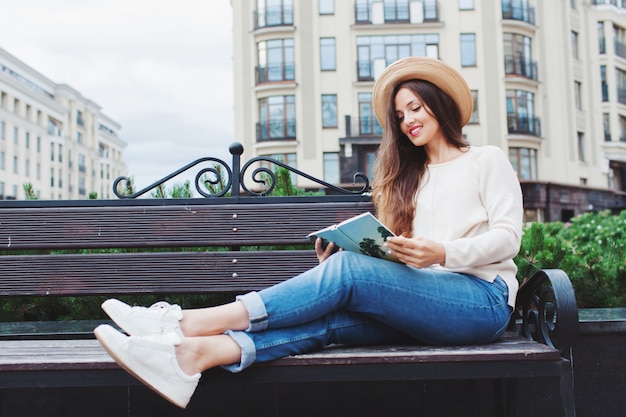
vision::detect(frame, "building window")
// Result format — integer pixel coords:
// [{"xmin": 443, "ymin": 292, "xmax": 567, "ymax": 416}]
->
[
  {"xmin": 77, "ymin": 110, "xmax": 84, "ymax": 126},
  {"xmin": 355, "ymin": 0, "xmax": 438, "ymax": 23},
  {"xmin": 599, "ymin": 22, "xmax": 606, "ymax": 54},
  {"xmin": 502, "ymin": 0, "xmax": 535, "ymax": 25},
  {"xmin": 0, "ymin": 151, "xmax": 4, "ymax": 170},
  {"xmin": 601, "ymin": 65, "xmax": 609, "ymax": 101},
  {"xmin": 469, "ymin": 90, "xmax": 479, "ymax": 124},
  {"xmin": 577, "ymin": 132, "xmax": 585, "ymax": 162},
  {"xmin": 13, "ymin": 127, "xmax": 18, "ymax": 144},
  {"xmin": 78, "ymin": 154, "xmax": 86, "ymax": 173},
  {"xmin": 459, "ymin": 0, "xmax": 474, "ymax": 10},
  {"xmin": 255, "ymin": 0, "xmax": 293, "ymax": 29},
  {"xmin": 25, "ymin": 159, "xmax": 30, "ymax": 177},
  {"xmin": 13, "ymin": 156, "xmax": 18, "ymax": 174},
  {"xmin": 617, "ymin": 67, "xmax": 626, "ymax": 105},
  {"xmin": 574, "ymin": 81, "xmax": 582, "ymax": 110},
  {"xmin": 25, "ymin": 132, "xmax": 30, "ymax": 148},
  {"xmin": 51, "ymin": 143, "xmax": 55, "ymax": 161},
  {"xmin": 509, "ymin": 147, "xmax": 538, "ymax": 180},
  {"xmin": 37, "ymin": 136, "xmax": 41, "ymax": 152},
  {"xmin": 460, "ymin": 33, "xmax": 476, "ymax": 67},
  {"xmin": 506, "ymin": 90, "xmax": 540, "ymax": 136},
  {"xmin": 257, "ymin": 39, "xmax": 294, "ymax": 84},
  {"xmin": 358, "ymin": 92, "xmax": 382, "ymax": 136},
  {"xmin": 320, "ymin": 37, "xmax": 336, "ymax": 71},
  {"xmin": 322, "ymin": 94, "xmax": 338, "ymax": 128},
  {"xmin": 620, "ymin": 115, "xmax": 626, "ymax": 142},
  {"xmin": 614, "ymin": 25, "xmax": 626, "ymax": 59},
  {"xmin": 571, "ymin": 31, "xmax": 579, "ymax": 60},
  {"xmin": 604, "ymin": 113, "xmax": 612, "ymax": 142},
  {"xmin": 323, "ymin": 152, "xmax": 339, "ymax": 184},
  {"xmin": 319, "ymin": 0, "xmax": 334, "ymax": 14},
  {"xmin": 356, "ymin": 34, "xmax": 439, "ymax": 81},
  {"xmin": 503, "ymin": 33, "xmax": 536, "ymax": 80},
  {"xmin": 257, "ymin": 95, "xmax": 296, "ymax": 141},
  {"xmin": 0, "ymin": 121, "xmax": 4, "ymax": 140},
  {"xmin": 58, "ymin": 144, "xmax": 63, "ymax": 162}
]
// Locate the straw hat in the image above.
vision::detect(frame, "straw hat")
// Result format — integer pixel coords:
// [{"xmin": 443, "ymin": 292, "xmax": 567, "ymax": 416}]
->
[{"xmin": 372, "ymin": 56, "xmax": 473, "ymax": 128}]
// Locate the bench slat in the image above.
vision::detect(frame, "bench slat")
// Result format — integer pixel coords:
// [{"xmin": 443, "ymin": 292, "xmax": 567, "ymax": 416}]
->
[
  {"xmin": 0, "ymin": 332, "xmax": 560, "ymax": 373},
  {"xmin": 0, "ymin": 250, "xmax": 318, "ymax": 296},
  {"xmin": 0, "ymin": 202, "xmax": 374, "ymax": 250}
]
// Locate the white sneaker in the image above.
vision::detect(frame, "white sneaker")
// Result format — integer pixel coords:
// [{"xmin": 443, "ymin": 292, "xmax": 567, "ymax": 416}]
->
[
  {"xmin": 101, "ymin": 299, "xmax": 184, "ymax": 338},
  {"xmin": 94, "ymin": 324, "xmax": 200, "ymax": 409}
]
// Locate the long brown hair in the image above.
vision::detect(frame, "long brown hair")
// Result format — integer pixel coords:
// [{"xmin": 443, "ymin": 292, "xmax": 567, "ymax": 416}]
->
[{"xmin": 372, "ymin": 79, "xmax": 468, "ymax": 236}]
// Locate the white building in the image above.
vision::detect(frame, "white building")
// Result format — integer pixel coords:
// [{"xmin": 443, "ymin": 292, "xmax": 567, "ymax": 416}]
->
[
  {"xmin": 0, "ymin": 47, "xmax": 127, "ymax": 200},
  {"xmin": 232, "ymin": 0, "xmax": 626, "ymax": 220}
]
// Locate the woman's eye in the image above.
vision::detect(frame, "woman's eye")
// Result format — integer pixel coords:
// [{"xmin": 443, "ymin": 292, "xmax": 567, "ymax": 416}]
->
[{"xmin": 413, "ymin": 106, "xmax": 421, "ymax": 112}]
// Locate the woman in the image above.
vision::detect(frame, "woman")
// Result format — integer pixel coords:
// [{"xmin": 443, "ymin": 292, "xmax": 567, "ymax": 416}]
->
[{"xmin": 94, "ymin": 56, "xmax": 523, "ymax": 409}]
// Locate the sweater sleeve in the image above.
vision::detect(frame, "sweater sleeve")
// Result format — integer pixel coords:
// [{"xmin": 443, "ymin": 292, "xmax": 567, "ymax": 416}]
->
[{"xmin": 442, "ymin": 147, "xmax": 523, "ymax": 269}]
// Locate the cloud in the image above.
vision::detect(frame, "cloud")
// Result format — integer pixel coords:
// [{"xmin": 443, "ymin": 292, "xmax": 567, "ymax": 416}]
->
[{"xmin": 1, "ymin": 0, "xmax": 235, "ymax": 196}]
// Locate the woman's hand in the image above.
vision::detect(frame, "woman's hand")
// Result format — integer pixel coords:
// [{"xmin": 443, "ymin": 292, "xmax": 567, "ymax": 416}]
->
[
  {"xmin": 315, "ymin": 237, "xmax": 339, "ymax": 264},
  {"xmin": 384, "ymin": 235, "xmax": 446, "ymax": 269}
]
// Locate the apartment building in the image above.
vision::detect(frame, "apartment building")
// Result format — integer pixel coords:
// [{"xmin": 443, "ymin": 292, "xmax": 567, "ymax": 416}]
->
[
  {"xmin": 232, "ymin": 0, "xmax": 626, "ymax": 221},
  {"xmin": 0, "ymin": 47, "xmax": 127, "ymax": 200}
]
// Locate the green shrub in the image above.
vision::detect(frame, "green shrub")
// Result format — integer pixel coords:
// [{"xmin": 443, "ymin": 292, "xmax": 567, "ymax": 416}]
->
[{"xmin": 515, "ymin": 210, "xmax": 626, "ymax": 308}]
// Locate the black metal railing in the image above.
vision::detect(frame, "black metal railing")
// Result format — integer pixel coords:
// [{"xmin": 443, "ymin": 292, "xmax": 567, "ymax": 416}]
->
[
  {"xmin": 507, "ymin": 115, "xmax": 542, "ymax": 136},
  {"xmin": 502, "ymin": 1, "xmax": 536, "ymax": 25},
  {"xmin": 112, "ymin": 142, "xmax": 370, "ymax": 199},
  {"xmin": 254, "ymin": 6, "xmax": 294, "ymax": 29},
  {"xmin": 256, "ymin": 119, "xmax": 296, "ymax": 142},
  {"xmin": 344, "ymin": 115, "xmax": 383, "ymax": 138},
  {"xmin": 255, "ymin": 63, "xmax": 295, "ymax": 84},
  {"xmin": 504, "ymin": 55, "xmax": 538, "ymax": 81},
  {"xmin": 354, "ymin": 0, "xmax": 438, "ymax": 24}
]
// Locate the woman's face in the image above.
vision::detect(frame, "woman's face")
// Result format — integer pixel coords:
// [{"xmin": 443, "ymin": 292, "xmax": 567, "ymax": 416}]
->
[{"xmin": 394, "ymin": 87, "xmax": 444, "ymax": 148}]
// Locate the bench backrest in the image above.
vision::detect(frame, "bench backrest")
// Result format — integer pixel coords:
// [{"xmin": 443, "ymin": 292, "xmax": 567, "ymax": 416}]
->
[{"xmin": 0, "ymin": 199, "xmax": 374, "ymax": 296}]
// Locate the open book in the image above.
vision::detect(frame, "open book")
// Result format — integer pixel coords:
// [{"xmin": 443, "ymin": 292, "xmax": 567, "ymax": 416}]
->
[{"xmin": 307, "ymin": 212, "xmax": 400, "ymax": 262}]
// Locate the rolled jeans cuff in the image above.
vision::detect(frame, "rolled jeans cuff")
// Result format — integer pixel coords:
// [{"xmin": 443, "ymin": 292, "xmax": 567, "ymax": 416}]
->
[
  {"xmin": 221, "ymin": 330, "xmax": 256, "ymax": 373},
  {"xmin": 236, "ymin": 291, "xmax": 268, "ymax": 332}
]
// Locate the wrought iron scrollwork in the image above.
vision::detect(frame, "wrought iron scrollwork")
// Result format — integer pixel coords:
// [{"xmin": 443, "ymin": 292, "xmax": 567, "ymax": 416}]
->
[
  {"xmin": 239, "ymin": 156, "xmax": 370, "ymax": 196},
  {"xmin": 112, "ymin": 142, "xmax": 370, "ymax": 198},
  {"xmin": 515, "ymin": 269, "xmax": 579, "ymax": 354},
  {"xmin": 113, "ymin": 157, "xmax": 232, "ymax": 199}
]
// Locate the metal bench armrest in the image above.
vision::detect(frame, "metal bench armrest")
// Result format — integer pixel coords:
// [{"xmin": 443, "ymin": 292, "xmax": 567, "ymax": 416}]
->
[{"xmin": 514, "ymin": 269, "xmax": 579, "ymax": 354}]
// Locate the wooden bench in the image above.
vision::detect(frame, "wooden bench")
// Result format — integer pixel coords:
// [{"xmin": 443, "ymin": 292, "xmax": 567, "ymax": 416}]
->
[{"xmin": 0, "ymin": 146, "xmax": 579, "ymax": 416}]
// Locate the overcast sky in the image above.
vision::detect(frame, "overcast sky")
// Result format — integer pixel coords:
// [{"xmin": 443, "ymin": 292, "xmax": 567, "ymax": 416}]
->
[{"xmin": 0, "ymin": 0, "xmax": 235, "ymax": 194}]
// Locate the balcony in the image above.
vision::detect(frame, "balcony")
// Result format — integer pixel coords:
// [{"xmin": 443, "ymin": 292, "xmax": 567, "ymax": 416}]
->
[
  {"xmin": 255, "ymin": 63, "xmax": 295, "ymax": 85},
  {"xmin": 502, "ymin": 0, "xmax": 536, "ymax": 25},
  {"xmin": 343, "ymin": 115, "xmax": 383, "ymax": 139},
  {"xmin": 504, "ymin": 55, "xmax": 538, "ymax": 81},
  {"xmin": 507, "ymin": 114, "xmax": 541, "ymax": 136},
  {"xmin": 256, "ymin": 119, "xmax": 296, "ymax": 142},
  {"xmin": 355, "ymin": 0, "xmax": 438, "ymax": 25},
  {"xmin": 254, "ymin": 5, "xmax": 293, "ymax": 30}
]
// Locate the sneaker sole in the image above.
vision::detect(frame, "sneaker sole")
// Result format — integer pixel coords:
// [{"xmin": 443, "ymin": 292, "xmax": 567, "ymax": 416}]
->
[{"xmin": 94, "ymin": 324, "xmax": 191, "ymax": 409}]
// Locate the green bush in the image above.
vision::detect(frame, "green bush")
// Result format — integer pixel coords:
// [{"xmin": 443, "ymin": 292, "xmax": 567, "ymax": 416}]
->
[{"xmin": 515, "ymin": 210, "xmax": 626, "ymax": 308}]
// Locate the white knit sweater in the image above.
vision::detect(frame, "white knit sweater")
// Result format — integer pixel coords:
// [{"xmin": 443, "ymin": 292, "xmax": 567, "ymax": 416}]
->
[{"xmin": 412, "ymin": 145, "xmax": 524, "ymax": 307}]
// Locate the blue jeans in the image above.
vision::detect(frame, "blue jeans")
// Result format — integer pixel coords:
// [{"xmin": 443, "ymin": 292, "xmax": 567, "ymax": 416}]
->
[{"xmin": 224, "ymin": 251, "xmax": 512, "ymax": 372}]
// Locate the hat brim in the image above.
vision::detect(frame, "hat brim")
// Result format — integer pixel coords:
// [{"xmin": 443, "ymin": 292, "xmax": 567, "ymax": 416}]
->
[{"xmin": 372, "ymin": 57, "xmax": 473, "ymax": 129}]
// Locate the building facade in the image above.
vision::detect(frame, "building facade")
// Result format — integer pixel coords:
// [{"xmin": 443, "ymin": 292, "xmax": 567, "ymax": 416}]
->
[
  {"xmin": 232, "ymin": 0, "xmax": 626, "ymax": 221},
  {"xmin": 0, "ymin": 47, "xmax": 127, "ymax": 200}
]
